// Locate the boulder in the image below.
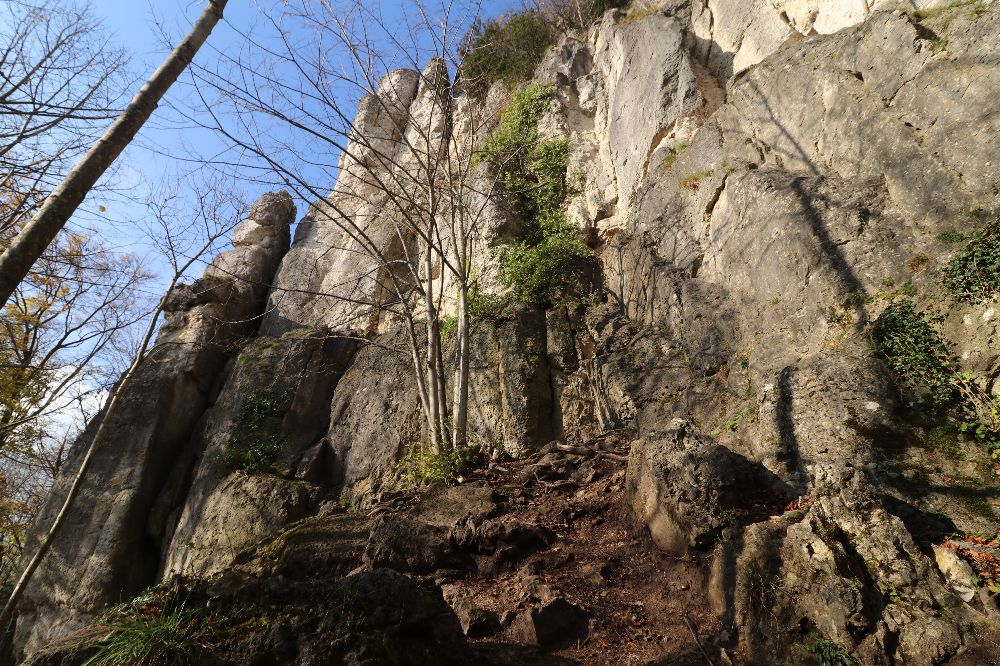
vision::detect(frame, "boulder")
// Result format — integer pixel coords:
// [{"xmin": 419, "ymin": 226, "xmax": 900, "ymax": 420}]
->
[
  {"xmin": 509, "ymin": 597, "xmax": 589, "ymax": 648},
  {"xmin": 626, "ymin": 422, "xmax": 764, "ymax": 554},
  {"xmin": 441, "ymin": 584, "xmax": 501, "ymax": 637},
  {"xmin": 933, "ymin": 546, "xmax": 979, "ymax": 603}
]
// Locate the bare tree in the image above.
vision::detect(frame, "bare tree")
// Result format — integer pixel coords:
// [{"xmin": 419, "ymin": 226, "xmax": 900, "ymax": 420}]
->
[
  {"xmin": 186, "ymin": 0, "xmax": 515, "ymax": 454},
  {"xmin": 0, "ymin": 233, "xmax": 153, "ymax": 455},
  {"xmin": 0, "ymin": 0, "xmax": 130, "ymax": 237},
  {"xmin": 0, "ymin": 0, "xmax": 230, "ymax": 309},
  {"xmin": 0, "ymin": 176, "xmax": 244, "ymax": 631}
]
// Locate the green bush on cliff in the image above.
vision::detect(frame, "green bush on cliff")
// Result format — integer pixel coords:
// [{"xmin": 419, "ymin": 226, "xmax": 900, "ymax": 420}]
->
[
  {"xmin": 870, "ymin": 300, "xmax": 956, "ymax": 407},
  {"xmin": 460, "ymin": 11, "xmax": 554, "ymax": 95},
  {"xmin": 870, "ymin": 299, "xmax": 1000, "ymax": 457},
  {"xmin": 221, "ymin": 390, "xmax": 289, "ymax": 472},
  {"xmin": 478, "ymin": 84, "xmax": 591, "ymax": 306},
  {"xmin": 942, "ymin": 216, "xmax": 1000, "ymax": 303},
  {"xmin": 810, "ymin": 637, "xmax": 853, "ymax": 666}
]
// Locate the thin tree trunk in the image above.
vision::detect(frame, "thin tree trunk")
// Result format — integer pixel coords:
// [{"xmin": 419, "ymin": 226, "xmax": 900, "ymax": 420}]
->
[
  {"xmin": 403, "ymin": 311, "xmax": 434, "ymax": 447},
  {"xmin": 452, "ymin": 280, "xmax": 470, "ymax": 449},
  {"xmin": 0, "ymin": 0, "xmax": 228, "ymax": 309},
  {"xmin": 433, "ymin": 317, "xmax": 449, "ymax": 446},
  {"xmin": 0, "ymin": 275, "xmax": 177, "ymax": 633},
  {"xmin": 423, "ymin": 244, "xmax": 442, "ymax": 454}
]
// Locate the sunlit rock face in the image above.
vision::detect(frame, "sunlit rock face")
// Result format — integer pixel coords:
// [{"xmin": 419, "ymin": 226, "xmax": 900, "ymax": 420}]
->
[{"xmin": 16, "ymin": 2, "xmax": 1000, "ymax": 663}]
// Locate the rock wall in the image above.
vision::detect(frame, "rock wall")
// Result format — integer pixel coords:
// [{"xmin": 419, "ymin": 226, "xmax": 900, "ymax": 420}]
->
[
  {"xmin": 15, "ymin": 192, "xmax": 295, "ymax": 655},
  {"xmin": 15, "ymin": 2, "xmax": 1000, "ymax": 663}
]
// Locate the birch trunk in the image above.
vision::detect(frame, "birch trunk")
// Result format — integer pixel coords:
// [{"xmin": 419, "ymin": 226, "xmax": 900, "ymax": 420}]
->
[
  {"xmin": 0, "ymin": 0, "xmax": 228, "ymax": 309},
  {"xmin": 452, "ymin": 280, "xmax": 470, "ymax": 449},
  {"xmin": 423, "ymin": 244, "xmax": 442, "ymax": 454}
]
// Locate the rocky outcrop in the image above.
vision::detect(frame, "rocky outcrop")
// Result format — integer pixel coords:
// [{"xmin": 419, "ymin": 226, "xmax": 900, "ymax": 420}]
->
[
  {"xmin": 14, "ymin": 192, "xmax": 295, "ymax": 656},
  {"xmin": 15, "ymin": 2, "xmax": 1000, "ymax": 664},
  {"xmin": 160, "ymin": 329, "xmax": 355, "ymax": 579}
]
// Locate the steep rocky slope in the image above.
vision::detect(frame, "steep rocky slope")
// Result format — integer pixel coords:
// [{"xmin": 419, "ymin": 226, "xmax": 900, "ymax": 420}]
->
[{"xmin": 13, "ymin": 2, "xmax": 1000, "ymax": 664}]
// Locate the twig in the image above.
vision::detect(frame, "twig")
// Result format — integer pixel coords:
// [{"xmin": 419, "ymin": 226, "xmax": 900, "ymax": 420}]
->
[
  {"xmin": 597, "ymin": 452, "xmax": 628, "ymax": 463},
  {"xmin": 683, "ymin": 612, "xmax": 715, "ymax": 666}
]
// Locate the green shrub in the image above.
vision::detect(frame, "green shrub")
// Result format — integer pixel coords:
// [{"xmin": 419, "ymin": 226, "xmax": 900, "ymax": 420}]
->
[
  {"xmin": 460, "ymin": 11, "xmax": 555, "ymax": 95},
  {"xmin": 871, "ymin": 299, "xmax": 1000, "ymax": 457},
  {"xmin": 477, "ymin": 84, "xmax": 569, "ymax": 209},
  {"xmin": 810, "ymin": 637, "xmax": 853, "ymax": 666},
  {"xmin": 396, "ymin": 445, "xmax": 483, "ymax": 486},
  {"xmin": 221, "ymin": 390, "xmax": 289, "ymax": 472},
  {"xmin": 942, "ymin": 216, "xmax": 1000, "ymax": 303},
  {"xmin": 501, "ymin": 222, "xmax": 592, "ymax": 304},
  {"xmin": 936, "ymin": 229, "xmax": 967, "ymax": 243},
  {"xmin": 439, "ymin": 315, "xmax": 458, "ymax": 339},
  {"xmin": 467, "ymin": 283, "xmax": 500, "ymax": 318},
  {"xmin": 870, "ymin": 300, "xmax": 956, "ymax": 407},
  {"xmin": 478, "ymin": 84, "xmax": 591, "ymax": 306},
  {"xmin": 86, "ymin": 606, "xmax": 205, "ymax": 666}
]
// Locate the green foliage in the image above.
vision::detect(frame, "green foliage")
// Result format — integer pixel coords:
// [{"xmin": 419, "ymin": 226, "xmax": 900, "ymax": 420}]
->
[
  {"xmin": 942, "ymin": 216, "xmax": 1000, "ymax": 303},
  {"xmin": 86, "ymin": 606, "xmax": 205, "ymax": 666},
  {"xmin": 439, "ymin": 315, "xmax": 457, "ymax": 339},
  {"xmin": 478, "ymin": 84, "xmax": 591, "ymax": 306},
  {"xmin": 678, "ymin": 168, "xmax": 713, "ymax": 189},
  {"xmin": 810, "ymin": 637, "xmax": 854, "ymax": 666},
  {"xmin": 870, "ymin": 300, "xmax": 956, "ymax": 407},
  {"xmin": 870, "ymin": 300, "xmax": 1000, "ymax": 457},
  {"xmin": 221, "ymin": 390, "xmax": 289, "ymax": 472},
  {"xmin": 467, "ymin": 283, "xmax": 500, "ymax": 318},
  {"xmin": 460, "ymin": 11, "xmax": 555, "ymax": 95},
  {"xmin": 662, "ymin": 142, "xmax": 690, "ymax": 171},
  {"xmin": 396, "ymin": 445, "xmax": 483, "ymax": 486},
  {"xmin": 477, "ymin": 85, "xmax": 566, "ymax": 222},
  {"xmin": 936, "ymin": 229, "xmax": 967, "ymax": 243},
  {"xmin": 501, "ymin": 223, "xmax": 591, "ymax": 304}
]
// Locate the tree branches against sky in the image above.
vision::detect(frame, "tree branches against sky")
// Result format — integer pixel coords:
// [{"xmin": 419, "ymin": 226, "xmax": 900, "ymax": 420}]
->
[{"xmin": 85, "ymin": 0, "xmax": 513, "ymax": 232}]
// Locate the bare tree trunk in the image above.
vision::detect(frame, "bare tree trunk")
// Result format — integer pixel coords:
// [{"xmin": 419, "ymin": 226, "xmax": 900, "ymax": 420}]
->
[
  {"xmin": 423, "ymin": 244, "xmax": 442, "ymax": 454},
  {"xmin": 0, "ymin": 0, "xmax": 228, "ymax": 309},
  {"xmin": 0, "ymin": 275, "xmax": 177, "ymax": 633},
  {"xmin": 452, "ymin": 280, "xmax": 470, "ymax": 449}
]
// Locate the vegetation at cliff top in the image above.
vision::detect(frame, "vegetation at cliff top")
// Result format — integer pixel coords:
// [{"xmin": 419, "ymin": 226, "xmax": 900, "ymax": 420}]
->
[
  {"xmin": 460, "ymin": 1, "xmax": 629, "ymax": 94},
  {"xmin": 460, "ymin": 11, "xmax": 555, "ymax": 95},
  {"xmin": 477, "ymin": 84, "xmax": 591, "ymax": 306}
]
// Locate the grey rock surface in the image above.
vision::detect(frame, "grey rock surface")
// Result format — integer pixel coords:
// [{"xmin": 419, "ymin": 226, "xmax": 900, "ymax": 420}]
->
[
  {"xmin": 14, "ymin": 192, "xmax": 295, "ymax": 658},
  {"xmin": 16, "ymin": 3, "xmax": 1000, "ymax": 664}
]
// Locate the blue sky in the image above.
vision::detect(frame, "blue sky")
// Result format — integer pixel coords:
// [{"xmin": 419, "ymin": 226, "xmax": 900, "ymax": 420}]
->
[{"xmin": 81, "ymin": 0, "xmax": 514, "ymax": 281}]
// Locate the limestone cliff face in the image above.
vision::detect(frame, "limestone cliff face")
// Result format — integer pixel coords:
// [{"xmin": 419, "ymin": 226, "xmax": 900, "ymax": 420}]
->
[
  {"xmin": 15, "ymin": 2, "xmax": 1000, "ymax": 664},
  {"xmin": 13, "ymin": 192, "xmax": 295, "ymax": 656}
]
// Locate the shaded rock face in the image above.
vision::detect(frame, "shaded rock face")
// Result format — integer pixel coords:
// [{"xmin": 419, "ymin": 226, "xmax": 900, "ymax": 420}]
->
[
  {"xmin": 16, "ymin": 3, "xmax": 1000, "ymax": 664},
  {"xmin": 14, "ymin": 192, "xmax": 295, "ymax": 656},
  {"xmin": 160, "ymin": 329, "xmax": 356, "ymax": 580}
]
